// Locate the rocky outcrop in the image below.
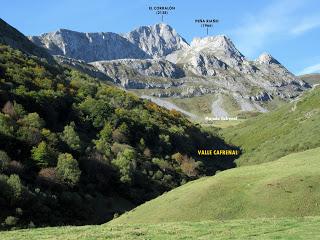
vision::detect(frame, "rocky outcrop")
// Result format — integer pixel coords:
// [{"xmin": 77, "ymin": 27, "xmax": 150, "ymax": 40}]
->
[
  {"xmin": 91, "ymin": 59, "xmax": 184, "ymax": 79},
  {"xmin": 256, "ymin": 53, "xmax": 280, "ymax": 65},
  {"xmin": 90, "ymin": 59, "xmax": 185, "ymax": 88}
]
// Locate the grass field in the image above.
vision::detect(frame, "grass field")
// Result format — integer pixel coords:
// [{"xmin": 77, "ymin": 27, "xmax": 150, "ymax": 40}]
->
[
  {"xmin": 202, "ymin": 119, "xmax": 246, "ymax": 129},
  {"xmin": 111, "ymin": 147, "xmax": 320, "ymax": 224},
  {"xmin": 222, "ymin": 86, "xmax": 320, "ymax": 166},
  {"xmin": 1, "ymin": 217, "xmax": 320, "ymax": 239}
]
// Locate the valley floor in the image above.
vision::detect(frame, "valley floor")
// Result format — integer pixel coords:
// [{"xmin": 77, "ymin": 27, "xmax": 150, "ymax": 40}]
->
[{"xmin": 1, "ymin": 217, "xmax": 320, "ymax": 240}]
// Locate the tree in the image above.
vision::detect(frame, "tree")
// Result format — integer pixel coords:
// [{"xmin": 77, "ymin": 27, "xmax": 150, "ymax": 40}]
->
[
  {"xmin": 99, "ymin": 122, "xmax": 113, "ymax": 141},
  {"xmin": 19, "ymin": 112, "xmax": 45, "ymax": 129},
  {"xmin": 0, "ymin": 150, "xmax": 10, "ymax": 172},
  {"xmin": 61, "ymin": 123, "xmax": 81, "ymax": 151},
  {"xmin": 112, "ymin": 149, "xmax": 136, "ymax": 184},
  {"xmin": 7, "ymin": 174, "xmax": 23, "ymax": 204},
  {"xmin": 159, "ymin": 134, "xmax": 171, "ymax": 152},
  {"xmin": 0, "ymin": 113, "xmax": 14, "ymax": 137},
  {"xmin": 112, "ymin": 122, "xmax": 129, "ymax": 143},
  {"xmin": 56, "ymin": 153, "xmax": 81, "ymax": 186},
  {"xmin": 94, "ymin": 122, "xmax": 113, "ymax": 157},
  {"xmin": 31, "ymin": 141, "xmax": 53, "ymax": 168},
  {"xmin": 172, "ymin": 152, "xmax": 184, "ymax": 164},
  {"xmin": 138, "ymin": 138, "xmax": 146, "ymax": 152},
  {"xmin": 2, "ymin": 101, "xmax": 16, "ymax": 118}
]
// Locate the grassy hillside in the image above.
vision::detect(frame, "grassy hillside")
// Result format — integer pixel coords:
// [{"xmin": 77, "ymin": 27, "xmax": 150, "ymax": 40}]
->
[
  {"xmin": 111, "ymin": 148, "xmax": 320, "ymax": 224},
  {"xmin": 1, "ymin": 217, "xmax": 319, "ymax": 239},
  {"xmin": 222, "ymin": 86, "xmax": 320, "ymax": 166}
]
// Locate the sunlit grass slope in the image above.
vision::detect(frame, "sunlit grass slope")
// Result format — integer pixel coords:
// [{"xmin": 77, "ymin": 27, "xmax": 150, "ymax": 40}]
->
[
  {"xmin": 222, "ymin": 86, "xmax": 320, "ymax": 166},
  {"xmin": 1, "ymin": 217, "xmax": 320, "ymax": 240},
  {"xmin": 111, "ymin": 148, "xmax": 320, "ymax": 224}
]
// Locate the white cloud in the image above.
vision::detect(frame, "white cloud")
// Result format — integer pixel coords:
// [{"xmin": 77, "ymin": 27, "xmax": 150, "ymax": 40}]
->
[
  {"xmin": 297, "ymin": 63, "xmax": 320, "ymax": 75},
  {"xmin": 291, "ymin": 18, "xmax": 320, "ymax": 35},
  {"xmin": 228, "ymin": 0, "xmax": 316, "ymax": 58}
]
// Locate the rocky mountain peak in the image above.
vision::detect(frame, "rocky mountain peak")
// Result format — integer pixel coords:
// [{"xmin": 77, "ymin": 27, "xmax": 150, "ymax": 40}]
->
[
  {"xmin": 124, "ymin": 23, "xmax": 189, "ymax": 58},
  {"xmin": 190, "ymin": 35, "xmax": 245, "ymax": 63},
  {"xmin": 256, "ymin": 52, "xmax": 280, "ymax": 65},
  {"xmin": 191, "ymin": 35, "xmax": 228, "ymax": 47}
]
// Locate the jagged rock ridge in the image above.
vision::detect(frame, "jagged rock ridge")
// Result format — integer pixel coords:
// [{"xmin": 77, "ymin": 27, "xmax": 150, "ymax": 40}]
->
[
  {"xmin": 29, "ymin": 23, "xmax": 189, "ymax": 62},
  {"xmin": 29, "ymin": 29, "xmax": 150, "ymax": 62}
]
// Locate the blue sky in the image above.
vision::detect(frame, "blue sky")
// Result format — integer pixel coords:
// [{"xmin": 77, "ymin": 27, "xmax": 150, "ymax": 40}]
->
[{"xmin": 2, "ymin": 0, "xmax": 320, "ymax": 75}]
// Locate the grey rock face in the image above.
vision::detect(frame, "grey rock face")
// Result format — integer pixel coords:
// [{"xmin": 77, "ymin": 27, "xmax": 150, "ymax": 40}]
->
[
  {"xmin": 91, "ymin": 59, "xmax": 184, "ymax": 79},
  {"xmin": 90, "ymin": 59, "xmax": 185, "ymax": 88},
  {"xmin": 29, "ymin": 29, "xmax": 150, "ymax": 62}
]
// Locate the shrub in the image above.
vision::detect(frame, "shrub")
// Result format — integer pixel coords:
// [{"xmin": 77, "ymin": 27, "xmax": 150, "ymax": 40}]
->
[
  {"xmin": 4, "ymin": 216, "xmax": 18, "ymax": 226},
  {"xmin": 56, "ymin": 153, "xmax": 81, "ymax": 186},
  {"xmin": 153, "ymin": 170, "xmax": 164, "ymax": 180}
]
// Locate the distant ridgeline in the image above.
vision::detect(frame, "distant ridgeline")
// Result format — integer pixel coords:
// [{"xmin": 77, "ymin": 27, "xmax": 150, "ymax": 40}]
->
[{"xmin": 0, "ymin": 18, "xmax": 238, "ymax": 229}]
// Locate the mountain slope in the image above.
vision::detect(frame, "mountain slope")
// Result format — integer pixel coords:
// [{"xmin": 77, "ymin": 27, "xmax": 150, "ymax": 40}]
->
[
  {"xmin": 29, "ymin": 23, "xmax": 310, "ymax": 119},
  {"xmin": 299, "ymin": 73, "xmax": 320, "ymax": 86},
  {"xmin": 222, "ymin": 85, "xmax": 320, "ymax": 166},
  {"xmin": 111, "ymin": 147, "xmax": 320, "ymax": 224},
  {"xmin": 0, "ymin": 18, "xmax": 52, "ymax": 61},
  {"xmin": 0, "ymin": 20, "xmax": 238, "ymax": 229}
]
